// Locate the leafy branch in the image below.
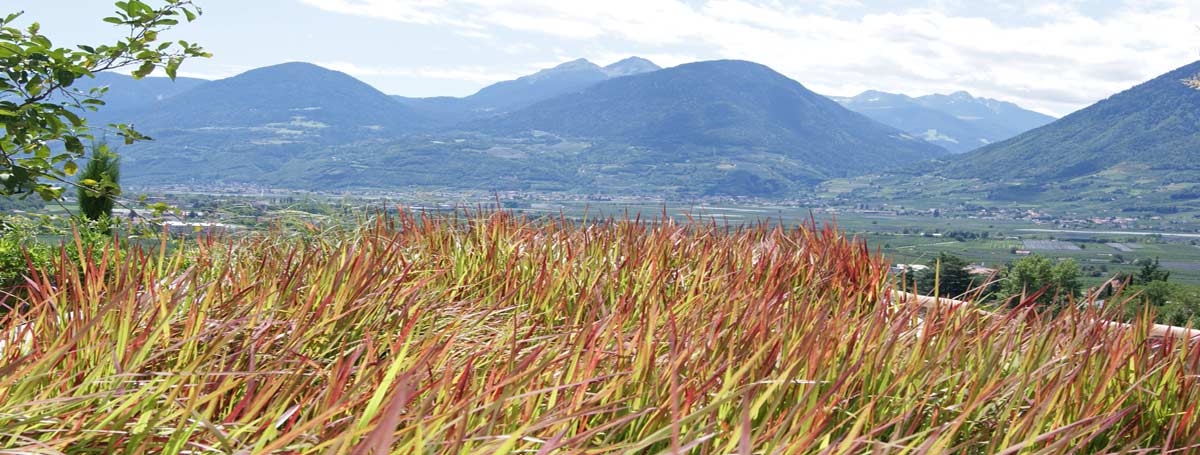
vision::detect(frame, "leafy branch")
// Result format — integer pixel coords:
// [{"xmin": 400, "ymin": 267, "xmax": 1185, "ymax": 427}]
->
[{"xmin": 0, "ymin": 1, "xmax": 208, "ymax": 201}]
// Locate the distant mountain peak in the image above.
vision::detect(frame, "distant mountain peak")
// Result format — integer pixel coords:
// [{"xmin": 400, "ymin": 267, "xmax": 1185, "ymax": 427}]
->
[
  {"xmin": 602, "ymin": 56, "xmax": 661, "ymax": 77},
  {"xmin": 120, "ymin": 60, "xmax": 424, "ymax": 134},
  {"xmin": 248, "ymin": 61, "xmax": 341, "ymax": 76},
  {"xmin": 609, "ymin": 56, "xmax": 655, "ymax": 66},
  {"xmin": 849, "ymin": 90, "xmax": 913, "ymax": 103},
  {"xmin": 265, "ymin": 61, "xmax": 325, "ymax": 70},
  {"xmin": 226, "ymin": 62, "xmax": 381, "ymax": 89},
  {"xmin": 546, "ymin": 58, "xmax": 601, "ymax": 72},
  {"xmin": 519, "ymin": 58, "xmax": 603, "ymax": 84},
  {"xmin": 832, "ymin": 88, "xmax": 1056, "ymax": 154},
  {"xmin": 859, "ymin": 89, "xmax": 897, "ymax": 96},
  {"xmin": 479, "ymin": 57, "xmax": 947, "ymax": 194},
  {"xmin": 411, "ymin": 57, "xmax": 663, "ymax": 119}
]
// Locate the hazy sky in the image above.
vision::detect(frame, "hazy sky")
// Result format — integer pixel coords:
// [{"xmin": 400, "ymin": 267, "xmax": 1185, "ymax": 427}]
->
[{"xmin": 8, "ymin": 0, "xmax": 1200, "ymax": 116}]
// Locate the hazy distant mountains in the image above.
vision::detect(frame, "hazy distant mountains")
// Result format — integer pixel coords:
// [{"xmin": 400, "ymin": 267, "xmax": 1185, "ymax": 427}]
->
[
  {"xmin": 126, "ymin": 62, "xmax": 428, "ymax": 140},
  {"xmin": 75, "ymin": 73, "xmax": 208, "ymax": 116},
  {"xmin": 831, "ymin": 91, "xmax": 1056, "ymax": 153},
  {"xmin": 101, "ymin": 62, "xmax": 430, "ymax": 182},
  {"xmin": 830, "ymin": 60, "xmax": 1200, "ymax": 212},
  {"xmin": 77, "ymin": 55, "xmax": 1198, "ymax": 207},
  {"xmin": 87, "ymin": 57, "xmax": 950, "ymax": 195},
  {"xmin": 394, "ymin": 57, "xmax": 662, "ymax": 124}
]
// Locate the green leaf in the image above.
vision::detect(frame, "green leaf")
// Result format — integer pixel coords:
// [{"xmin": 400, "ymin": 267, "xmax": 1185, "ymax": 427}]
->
[
  {"xmin": 63, "ymin": 161, "xmax": 77, "ymax": 176},
  {"xmin": 36, "ymin": 185, "xmax": 62, "ymax": 201},
  {"xmin": 61, "ymin": 109, "xmax": 84, "ymax": 128},
  {"xmin": 132, "ymin": 0, "xmax": 154, "ymax": 15},
  {"xmin": 132, "ymin": 60, "xmax": 155, "ymax": 79},
  {"xmin": 0, "ymin": 42, "xmax": 20, "ymax": 57},
  {"xmin": 165, "ymin": 56, "xmax": 181, "ymax": 80},
  {"xmin": 54, "ymin": 69, "xmax": 76, "ymax": 87},
  {"xmin": 63, "ymin": 136, "xmax": 83, "ymax": 153},
  {"xmin": 183, "ymin": 8, "xmax": 197, "ymax": 22},
  {"xmin": 102, "ymin": 17, "xmax": 124, "ymax": 25}
]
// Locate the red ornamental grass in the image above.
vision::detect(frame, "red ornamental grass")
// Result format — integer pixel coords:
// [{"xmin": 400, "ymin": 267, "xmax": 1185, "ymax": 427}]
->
[{"xmin": 0, "ymin": 208, "xmax": 1196, "ymax": 454}]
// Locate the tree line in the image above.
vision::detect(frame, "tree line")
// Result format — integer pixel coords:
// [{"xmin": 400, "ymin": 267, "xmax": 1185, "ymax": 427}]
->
[{"xmin": 906, "ymin": 252, "xmax": 1199, "ymax": 325}]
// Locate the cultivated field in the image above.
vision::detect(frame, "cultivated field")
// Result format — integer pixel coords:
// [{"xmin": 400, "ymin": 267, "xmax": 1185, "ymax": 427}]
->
[
  {"xmin": 1023, "ymin": 240, "xmax": 1083, "ymax": 251},
  {"xmin": 0, "ymin": 211, "xmax": 1197, "ymax": 453},
  {"xmin": 1106, "ymin": 242, "xmax": 1136, "ymax": 252}
]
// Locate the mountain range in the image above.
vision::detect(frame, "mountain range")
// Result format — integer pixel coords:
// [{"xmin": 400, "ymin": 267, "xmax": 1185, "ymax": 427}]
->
[
  {"xmin": 477, "ymin": 60, "xmax": 945, "ymax": 183},
  {"xmin": 92, "ymin": 57, "xmax": 948, "ymax": 195},
  {"xmin": 831, "ymin": 90, "xmax": 1056, "ymax": 153},
  {"xmin": 821, "ymin": 59, "xmax": 1200, "ymax": 214},
  {"xmin": 73, "ymin": 54, "xmax": 1198, "ymax": 209},
  {"xmin": 393, "ymin": 57, "xmax": 662, "ymax": 124}
]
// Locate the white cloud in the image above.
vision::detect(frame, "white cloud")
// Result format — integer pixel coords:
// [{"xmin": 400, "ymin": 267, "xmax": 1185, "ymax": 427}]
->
[
  {"xmin": 316, "ymin": 61, "xmax": 532, "ymax": 83},
  {"xmin": 297, "ymin": 0, "xmax": 482, "ymax": 28},
  {"xmin": 300, "ymin": 0, "xmax": 1200, "ymax": 116}
]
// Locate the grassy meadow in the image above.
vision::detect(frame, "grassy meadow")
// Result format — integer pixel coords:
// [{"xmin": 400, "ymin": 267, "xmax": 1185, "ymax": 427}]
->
[{"xmin": 1, "ymin": 210, "xmax": 1198, "ymax": 453}]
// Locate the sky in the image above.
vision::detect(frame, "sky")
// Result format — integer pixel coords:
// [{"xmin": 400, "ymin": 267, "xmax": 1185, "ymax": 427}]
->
[{"xmin": 7, "ymin": 0, "xmax": 1200, "ymax": 116}]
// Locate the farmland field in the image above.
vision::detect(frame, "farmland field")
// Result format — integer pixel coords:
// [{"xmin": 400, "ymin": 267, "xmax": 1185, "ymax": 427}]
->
[
  {"xmin": 1107, "ymin": 242, "xmax": 1136, "ymax": 252},
  {"xmin": 1023, "ymin": 239, "xmax": 1083, "ymax": 251},
  {"xmin": 1163, "ymin": 261, "xmax": 1200, "ymax": 271}
]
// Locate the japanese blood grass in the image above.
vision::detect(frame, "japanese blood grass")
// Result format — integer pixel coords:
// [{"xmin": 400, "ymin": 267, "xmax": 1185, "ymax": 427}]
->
[{"xmin": 0, "ymin": 209, "xmax": 1197, "ymax": 454}]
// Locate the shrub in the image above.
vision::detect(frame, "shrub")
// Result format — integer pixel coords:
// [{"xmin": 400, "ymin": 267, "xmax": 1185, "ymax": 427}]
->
[
  {"xmin": 77, "ymin": 148, "xmax": 121, "ymax": 224},
  {"xmin": 999, "ymin": 254, "xmax": 1081, "ymax": 307},
  {"xmin": 0, "ymin": 217, "xmax": 54, "ymax": 293}
]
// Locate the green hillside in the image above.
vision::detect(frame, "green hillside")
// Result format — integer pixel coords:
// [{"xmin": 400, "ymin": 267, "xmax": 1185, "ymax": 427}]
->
[
  {"xmin": 943, "ymin": 60, "xmax": 1200, "ymax": 182},
  {"xmin": 828, "ymin": 60, "xmax": 1200, "ymax": 215},
  {"xmin": 478, "ymin": 60, "xmax": 947, "ymax": 185}
]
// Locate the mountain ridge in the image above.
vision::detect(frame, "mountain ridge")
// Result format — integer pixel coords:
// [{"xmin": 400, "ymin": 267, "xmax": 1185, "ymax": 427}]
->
[
  {"xmin": 395, "ymin": 57, "xmax": 663, "ymax": 123},
  {"xmin": 111, "ymin": 62, "xmax": 431, "ymax": 183},
  {"xmin": 832, "ymin": 89, "xmax": 1055, "ymax": 153},
  {"xmin": 942, "ymin": 60, "xmax": 1200, "ymax": 181},
  {"xmin": 470, "ymin": 59, "xmax": 948, "ymax": 192},
  {"xmin": 108, "ymin": 58, "xmax": 950, "ymax": 197},
  {"xmin": 125, "ymin": 62, "xmax": 427, "ymax": 135},
  {"xmin": 78, "ymin": 72, "xmax": 209, "ymax": 117},
  {"xmin": 98, "ymin": 56, "xmax": 1200, "ymax": 209}
]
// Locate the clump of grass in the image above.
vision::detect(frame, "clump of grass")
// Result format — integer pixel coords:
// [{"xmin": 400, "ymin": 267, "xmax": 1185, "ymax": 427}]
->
[{"xmin": 0, "ymin": 209, "xmax": 1197, "ymax": 453}]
